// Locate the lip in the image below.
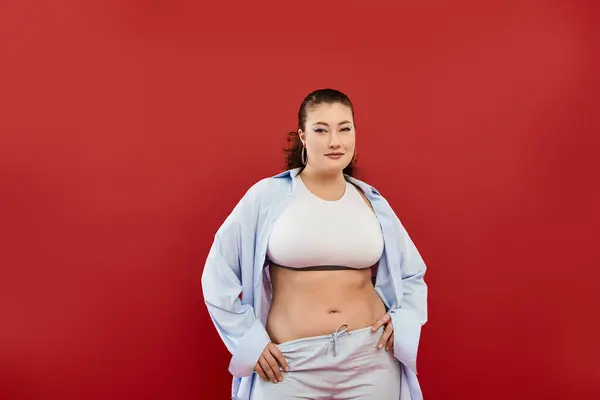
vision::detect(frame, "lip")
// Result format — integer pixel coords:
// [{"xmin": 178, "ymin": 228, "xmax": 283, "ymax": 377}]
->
[{"xmin": 325, "ymin": 153, "xmax": 344, "ymax": 157}]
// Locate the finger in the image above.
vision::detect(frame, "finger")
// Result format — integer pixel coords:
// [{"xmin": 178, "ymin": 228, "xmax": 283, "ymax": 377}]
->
[
  {"xmin": 258, "ymin": 357, "xmax": 276, "ymax": 382},
  {"xmin": 386, "ymin": 333, "xmax": 394, "ymax": 351},
  {"xmin": 263, "ymin": 351, "xmax": 284, "ymax": 382},
  {"xmin": 269, "ymin": 345, "xmax": 289, "ymax": 372},
  {"xmin": 378, "ymin": 323, "xmax": 394, "ymax": 349},
  {"xmin": 372, "ymin": 313, "xmax": 391, "ymax": 331},
  {"xmin": 258, "ymin": 357, "xmax": 277, "ymax": 383},
  {"xmin": 255, "ymin": 363, "xmax": 268, "ymax": 382}
]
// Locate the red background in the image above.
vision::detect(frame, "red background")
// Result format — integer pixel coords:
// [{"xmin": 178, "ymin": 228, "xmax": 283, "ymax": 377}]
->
[{"xmin": 1, "ymin": 1, "xmax": 599, "ymax": 399}]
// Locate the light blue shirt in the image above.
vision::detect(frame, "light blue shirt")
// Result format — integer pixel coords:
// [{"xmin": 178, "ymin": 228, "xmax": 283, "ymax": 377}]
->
[{"xmin": 201, "ymin": 168, "xmax": 428, "ymax": 400}]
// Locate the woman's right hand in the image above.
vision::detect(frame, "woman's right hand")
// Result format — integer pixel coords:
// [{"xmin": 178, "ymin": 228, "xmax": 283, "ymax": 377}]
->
[{"xmin": 255, "ymin": 342, "xmax": 289, "ymax": 383}]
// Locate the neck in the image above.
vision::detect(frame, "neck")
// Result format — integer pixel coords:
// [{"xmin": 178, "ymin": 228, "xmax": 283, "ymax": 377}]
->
[{"xmin": 300, "ymin": 164, "xmax": 346, "ymax": 186}]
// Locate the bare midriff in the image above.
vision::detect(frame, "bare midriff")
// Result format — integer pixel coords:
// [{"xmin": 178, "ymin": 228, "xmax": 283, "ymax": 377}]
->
[{"xmin": 266, "ymin": 263, "xmax": 386, "ymax": 345}]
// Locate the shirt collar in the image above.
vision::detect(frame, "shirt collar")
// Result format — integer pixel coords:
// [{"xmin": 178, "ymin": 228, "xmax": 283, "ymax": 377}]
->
[
  {"xmin": 272, "ymin": 168, "xmax": 301, "ymax": 179},
  {"xmin": 272, "ymin": 168, "xmax": 380, "ymax": 197}
]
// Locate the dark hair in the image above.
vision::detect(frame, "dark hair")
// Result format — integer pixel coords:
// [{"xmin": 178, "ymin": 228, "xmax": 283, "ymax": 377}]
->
[{"xmin": 284, "ymin": 88, "xmax": 357, "ymax": 176}]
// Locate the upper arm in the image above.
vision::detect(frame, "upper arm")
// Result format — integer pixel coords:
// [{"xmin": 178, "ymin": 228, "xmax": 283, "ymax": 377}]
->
[{"xmin": 202, "ymin": 178, "xmax": 269, "ymax": 288}]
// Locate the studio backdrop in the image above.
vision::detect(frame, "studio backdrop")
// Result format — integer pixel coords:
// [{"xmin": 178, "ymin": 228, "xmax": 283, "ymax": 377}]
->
[{"xmin": 1, "ymin": 1, "xmax": 598, "ymax": 399}]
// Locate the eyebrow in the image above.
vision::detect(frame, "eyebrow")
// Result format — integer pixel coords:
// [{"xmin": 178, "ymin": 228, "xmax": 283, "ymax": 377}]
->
[{"xmin": 313, "ymin": 120, "xmax": 353, "ymax": 127}]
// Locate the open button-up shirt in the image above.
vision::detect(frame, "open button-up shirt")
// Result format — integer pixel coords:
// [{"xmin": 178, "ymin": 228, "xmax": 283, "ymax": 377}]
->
[{"xmin": 201, "ymin": 168, "xmax": 428, "ymax": 400}]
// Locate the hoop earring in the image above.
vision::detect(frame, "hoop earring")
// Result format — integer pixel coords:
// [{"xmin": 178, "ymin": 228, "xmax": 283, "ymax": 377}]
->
[{"xmin": 301, "ymin": 146, "xmax": 307, "ymax": 165}]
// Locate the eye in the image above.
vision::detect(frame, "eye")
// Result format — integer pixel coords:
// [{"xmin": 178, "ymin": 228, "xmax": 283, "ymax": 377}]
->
[
  {"xmin": 313, "ymin": 127, "xmax": 327, "ymax": 133},
  {"xmin": 340, "ymin": 126, "xmax": 352, "ymax": 132}
]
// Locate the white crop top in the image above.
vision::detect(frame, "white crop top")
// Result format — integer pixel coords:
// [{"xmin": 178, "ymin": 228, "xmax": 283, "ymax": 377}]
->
[{"xmin": 267, "ymin": 176, "xmax": 384, "ymax": 269}]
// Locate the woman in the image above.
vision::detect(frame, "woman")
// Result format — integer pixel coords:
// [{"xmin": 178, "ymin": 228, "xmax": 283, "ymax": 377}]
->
[{"xmin": 202, "ymin": 88, "xmax": 428, "ymax": 400}]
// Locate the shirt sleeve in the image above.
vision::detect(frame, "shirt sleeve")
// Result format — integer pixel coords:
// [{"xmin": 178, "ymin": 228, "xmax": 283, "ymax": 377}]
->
[
  {"xmin": 201, "ymin": 184, "xmax": 271, "ymax": 379},
  {"xmin": 389, "ymin": 217, "xmax": 428, "ymax": 375}
]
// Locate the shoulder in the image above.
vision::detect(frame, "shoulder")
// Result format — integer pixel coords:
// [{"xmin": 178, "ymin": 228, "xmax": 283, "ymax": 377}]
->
[
  {"xmin": 347, "ymin": 175, "xmax": 400, "ymax": 219},
  {"xmin": 237, "ymin": 169, "xmax": 293, "ymax": 207},
  {"xmin": 247, "ymin": 170, "xmax": 292, "ymax": 196},
  {"xmin": 215, "ymin": 171, "xmax": 292, "ymax": 236},
  {"xmin": 345, "ymin": 175, "xmax": 383, "ymax": 200}
]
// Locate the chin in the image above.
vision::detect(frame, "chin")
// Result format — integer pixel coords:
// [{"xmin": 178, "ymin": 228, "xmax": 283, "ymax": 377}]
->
[{"xmin": 321, "ymin": 160, "xmax": 350, "ymax": 173}]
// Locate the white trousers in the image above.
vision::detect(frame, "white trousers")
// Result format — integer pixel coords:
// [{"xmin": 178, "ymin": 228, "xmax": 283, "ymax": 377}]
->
[{"xmin": 250, "ymin": 325, "xmax": 407, "ymax": 400}]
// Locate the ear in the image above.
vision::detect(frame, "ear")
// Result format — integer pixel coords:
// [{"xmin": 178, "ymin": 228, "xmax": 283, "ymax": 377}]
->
[{"xmin": 298, "ymin": 129, "xmax": 306, "ymax": 145}]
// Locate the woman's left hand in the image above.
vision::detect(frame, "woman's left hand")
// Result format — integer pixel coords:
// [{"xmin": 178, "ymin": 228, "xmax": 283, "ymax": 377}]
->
[{"xmin": 372, "ymin": 313, "xmax": 394, "ymax": 351}]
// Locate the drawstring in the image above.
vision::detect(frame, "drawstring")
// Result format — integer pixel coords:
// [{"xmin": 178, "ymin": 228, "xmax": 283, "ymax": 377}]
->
[{"xmin": 328, "ymin": 323, "xmax": 349, "ymax": 356}]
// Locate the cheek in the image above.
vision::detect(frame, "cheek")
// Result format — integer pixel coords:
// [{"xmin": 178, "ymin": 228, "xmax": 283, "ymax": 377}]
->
[
  {"xmin": 307, "ymin": 136, "xmax": 327, "ymax": 151},
  {"xmin": 343, "ymin": 135, "xmax": 356, "ymax": 150}
]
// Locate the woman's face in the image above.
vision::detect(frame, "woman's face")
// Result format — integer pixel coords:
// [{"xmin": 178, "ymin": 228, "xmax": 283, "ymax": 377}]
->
[{"xmin": 299, "ymin": 102, "xmax": 355, "ymax": 175}]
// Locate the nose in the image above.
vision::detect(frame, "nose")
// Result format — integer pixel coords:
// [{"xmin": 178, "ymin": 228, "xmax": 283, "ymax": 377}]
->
[{"xmin": 328, "ymin": 132, "xmax": 341, "ymax": 148}]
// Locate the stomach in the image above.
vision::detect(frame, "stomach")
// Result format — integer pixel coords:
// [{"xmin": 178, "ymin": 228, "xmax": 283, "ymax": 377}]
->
[{"xmin": 266, "ymin": 263, "xmax": 387, "ymax": 344}]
